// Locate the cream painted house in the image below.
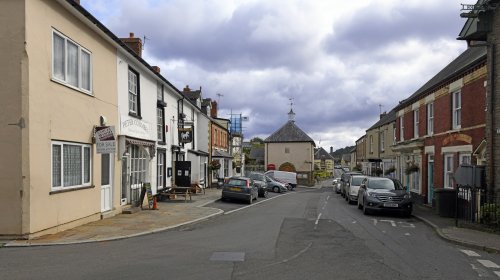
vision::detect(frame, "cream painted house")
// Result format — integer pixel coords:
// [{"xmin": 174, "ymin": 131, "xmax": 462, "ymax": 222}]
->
[
  {"xmin": 365, "ymin": 109, "xmax": 397, "ymax": 177},
  {"xmin": 0, "ymin": 0, "xmax": 120, "ymax": 238},
  {"xmin": 264, "ymin": 110, "xmax": 315, "ymax": 186}
]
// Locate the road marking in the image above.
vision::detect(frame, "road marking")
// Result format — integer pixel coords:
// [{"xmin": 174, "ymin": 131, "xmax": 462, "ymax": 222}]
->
[
  {"xmin": 372, "ymin": 219, "xmax": 378, "ymax": 226},
  {"xmin": 327, "ymin": 195, "xmax": 330, "ymax": 200},
  {"xmin": 478, "ymin": 259, "xmax": 500, "ymax": 269},
  {"xmin": 494, "ymin": 271, "xmax": 500, "ymax": 278},
  {"xmin": 471, "ymin": 264, "xmax": 488, "ymax": 278},
  {"xmin": 404, "ymin": 233, "xmax": 410, "ymax": 236},
  {"xmin": 314, "ymin": 213, "xmax": 322, "ymax": 230},
  {"xmin": 352, "ymin": 220, "xmax": 357, "ymax": 224},
  {"xmin": 224, "ymin": 191, "xmax": 294, "ymax": 215},
  {"xmin": 379, "ymin": 220, "xmax": 397, "ymax": 227},
  {"xmin": 397, "ymin": 222, "xmax": 415, "ymax": 228},
  {"xmin": 460, "ymin": 249, "xmax": 480, "ymax": 257}
]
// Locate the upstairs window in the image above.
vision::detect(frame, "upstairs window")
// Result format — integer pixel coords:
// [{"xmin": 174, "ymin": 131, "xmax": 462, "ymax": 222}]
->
[
  {"xmin": 427, "ymin": 102, "xmax": 434, "ymax": 135},
  {"xmin": 52, "ymin": 30, "xmax": 92, "ymax": 93},
  {"xmin": 157, "ymin": 107, "xmax": 165, "ymax": 142},
  {"xmin": 128, "ymin": 68, "xmax": 140, "ymax": 116},
  {"xmin": 380, "ymin": 131, "xmax": 385, "ymax": 152},
  {"xmin": 369, "ymin": 135, "xmax": 373, "ymax": 154},
  {"xmin": 413, "ymin": 109, "xmax": 419, "ymax": 138},
  {"xmin": 399, "ymin": 116, "xmax": 404, "ymax": 142},
  {"xmin": 157, "ymin": 81, "xmax": 164, "ymax": 101},
  {"xmin": 452, "ymin": 91, "xmax": 461, "ymax": 129}
]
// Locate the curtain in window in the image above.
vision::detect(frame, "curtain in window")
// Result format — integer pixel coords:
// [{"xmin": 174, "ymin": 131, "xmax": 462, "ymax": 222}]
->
[
  {"xmin": 83, "ymin": 147, "xmax": 90, "ymax": 183},
  {"xmin": 67, "ymin": 41, "xmax": 79, "ymax": 87},
  {"xmin": 64, "ymin": 144, "xmax": 82, "ymax": 187},
  {"xmin": 53, "ymin": 34, "xmax": 65, "ymax": 80},
  {"xmin": 81, "ymin": 51, "xmax": 91, "ymax": 91},
  {"xmin": 52, "ymin": 145, "xmax": 62, "ymax": 187}
]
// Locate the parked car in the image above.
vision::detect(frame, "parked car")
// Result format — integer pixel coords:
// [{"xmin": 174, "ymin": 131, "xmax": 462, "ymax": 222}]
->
[
  {"xmin": 357, "ymin": 177, "xmax": 412, "ymax": 216},
  {"xmin": 332, "ymin": 178, "xmax": 341, "ymax": 193},
  {"xmin": 340, "ymin": 171, "xmax": 362, "ymax": 198},
  {"xmin": 345, "ymin": 175, "xmax": 368, "ymax": 204},
  {"xmin": 221, "ymin": 177, "xmax": 258, "ymax": 204},
  {"xmin": 265, "ymin": 175, "xmax": 288, "ymax": 193},
  {"xmin": 247, "ymin": 172, "xmax": 269, "ymax": 198},
  {"xmin": 265, "ymin": 170, "xmax": 297, "ymax": 189}
]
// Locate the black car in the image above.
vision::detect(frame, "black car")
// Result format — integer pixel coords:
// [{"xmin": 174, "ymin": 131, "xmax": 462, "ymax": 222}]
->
[
  {"xmin": 357, "ymin": 177, "xmax": 412, "ymax": 217},
  {"xmin": 247, "ymin": 172, "xmax": 269, "ymax": 198},
  {"xmin": 221, "ymin": 177, "xmax": 259, "ymax": 204}
]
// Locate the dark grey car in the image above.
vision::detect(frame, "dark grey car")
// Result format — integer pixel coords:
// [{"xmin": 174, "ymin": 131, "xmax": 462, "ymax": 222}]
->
[
  {"xmin": 247, "ymin": 172, "xmax": 269, "ymax": 198},
  {"xmin": 221, "ymin": 177, "xmax": 258, "ymax": 204},
  {"xmin": 357, "ymin": 177, "xmax": 412, "ymax": 217}
]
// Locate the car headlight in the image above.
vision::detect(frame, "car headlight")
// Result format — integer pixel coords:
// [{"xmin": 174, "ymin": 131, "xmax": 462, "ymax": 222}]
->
[
  {"xmin": 404, "ymin": 194, "xmax": 410, "ymax": 199},
  {"xmin": 368, "ymin": 192, "xmax": 377, "ymax": 197}
]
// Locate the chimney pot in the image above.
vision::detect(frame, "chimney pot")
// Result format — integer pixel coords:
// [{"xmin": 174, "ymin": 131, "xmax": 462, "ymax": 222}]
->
[
  {"xmin": 130, "ymin": 32, "xmax": 134, "ymax": 38},
  {"xmin": 152, "ymin": 66, "xmax": 160, "ymax": 73}
]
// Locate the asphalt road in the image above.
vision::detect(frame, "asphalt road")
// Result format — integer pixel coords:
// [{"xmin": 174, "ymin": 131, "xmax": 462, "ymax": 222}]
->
[{"xmin": 2, "ymin": 181, "xmax": 500, "ymax": 279}]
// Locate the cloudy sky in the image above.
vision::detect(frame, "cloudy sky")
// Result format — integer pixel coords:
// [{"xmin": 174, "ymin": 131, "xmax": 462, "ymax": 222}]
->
[{"xmin": 82, "ymin": 0, "xmax": 469, "ymax": 151}]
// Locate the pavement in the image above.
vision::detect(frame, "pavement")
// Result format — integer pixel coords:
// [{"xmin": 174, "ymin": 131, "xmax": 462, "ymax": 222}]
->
[{"xmin": 3, "ymin": 182, "xmax": 500, "ymax": 254}]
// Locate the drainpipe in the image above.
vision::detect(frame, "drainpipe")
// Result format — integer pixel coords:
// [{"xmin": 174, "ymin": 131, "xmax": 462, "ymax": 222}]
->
[{"xmin": 489, "ymin": 43, "xmax": 495, "ymax": 195}]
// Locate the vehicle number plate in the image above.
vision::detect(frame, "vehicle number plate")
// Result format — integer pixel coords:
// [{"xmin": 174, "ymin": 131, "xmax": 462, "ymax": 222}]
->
[
  {"xmin": 230, "ymin": 187, "xmax": 241, "ymax": 192},
  {"xmin": 383, "ymin": 203, "xmax": 399, "ymax": 208}
]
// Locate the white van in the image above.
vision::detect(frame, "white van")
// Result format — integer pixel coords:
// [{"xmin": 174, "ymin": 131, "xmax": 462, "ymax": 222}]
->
[{"xmin": 265, "ymin": 170, "xmax": 297, "ymax": 189}]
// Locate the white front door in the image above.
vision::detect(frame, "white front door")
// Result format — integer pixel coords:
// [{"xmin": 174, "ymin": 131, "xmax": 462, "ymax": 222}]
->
[{"xmin": 101, "ymin": 153, "xmax": 113, "ymax": 212}]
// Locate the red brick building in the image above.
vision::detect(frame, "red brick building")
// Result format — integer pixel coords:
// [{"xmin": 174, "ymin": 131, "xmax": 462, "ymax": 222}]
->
[{"xmin": 393, "ymin": 46, "xmax": 487, "ymax": 205}]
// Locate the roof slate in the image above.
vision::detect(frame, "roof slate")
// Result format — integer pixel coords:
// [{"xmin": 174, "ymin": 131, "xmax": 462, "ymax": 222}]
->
[
  {"xmin": 396, "ymin": 46, "xmax": 486, "ymax": 110},
  {"xmin": 264, "ymin": 121, "xmax": 315, "ymax": 144},
  {"xmin": 367, "ymin": 108, "xmax": 397, "ymax": 131},
  {"xmin": 314, "ymin": 147, "xmax": 335, "ymax": 160}
]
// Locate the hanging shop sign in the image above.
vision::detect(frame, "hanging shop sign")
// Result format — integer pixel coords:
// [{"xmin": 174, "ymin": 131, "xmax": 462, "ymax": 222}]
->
[
  {"xmin": 95, "ymin": 126, "xmax": 116, "ymax": 154},
  {"xmin": 178, "ymin": 127, "xmax": 193, "ymax": 143}
]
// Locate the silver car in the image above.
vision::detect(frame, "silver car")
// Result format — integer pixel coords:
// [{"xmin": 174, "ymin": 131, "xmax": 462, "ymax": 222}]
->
[
  {"xmin": 345, "ymin": 175, "xmax": 368, "ymax": 204},
  {"xmin": 333, "ymin": 178, "xmax": 341, "ymax": 193}
]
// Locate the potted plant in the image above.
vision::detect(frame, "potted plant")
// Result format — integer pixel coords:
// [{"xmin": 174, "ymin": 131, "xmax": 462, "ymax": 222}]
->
[
  {"xmin": 405, "ymin": 163, "xmax": 419, "ymax": 175},
  {"xmin": 209, "ymin": 160, "xmax": 221, "ymax": 170},
  {"xmin": 373, "ymin": 167, "xmax": 383, "ymax": 177},
  {"xmin": 384, "ymin": 166, "xmax": 396, "ymax": 176}
]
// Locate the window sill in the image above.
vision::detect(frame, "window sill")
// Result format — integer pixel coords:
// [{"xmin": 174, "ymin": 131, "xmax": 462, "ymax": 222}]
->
[
  {"xmin": 50, "ymin": 185, "xmax": 95, "ymax": 195},
  {"xmin": 51, "ymin": 78, "xmax": 93, "ymax": 96},
  {"xmin": 157, "ymin": 100, "xmax": 167, "ymax": 107},
  {"xmin": 129, "ymin": 112, "xmax": 142, "ymax": 119}
]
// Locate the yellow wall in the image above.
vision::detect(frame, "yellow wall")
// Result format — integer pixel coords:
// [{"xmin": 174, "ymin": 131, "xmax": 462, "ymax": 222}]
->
[
  {"xmin": 265, "ymin": 142, "xmax": 314, "ymax": 172},
  {"xmin": 20, "ymin": 0, "xmax": 119, "ymax": 236}
]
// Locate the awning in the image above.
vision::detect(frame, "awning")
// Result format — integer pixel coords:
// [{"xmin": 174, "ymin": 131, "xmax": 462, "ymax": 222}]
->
[
  {"xmin": 189, "ymin": 150, "xmax": 210, "ymax": 156},
  {"xmin": 125, "ymin": 136, "xmax": 156, "ymax": 157},
  {"xmin": 212, "ymin": 150, "xmax": 233, "ymax": 159}
]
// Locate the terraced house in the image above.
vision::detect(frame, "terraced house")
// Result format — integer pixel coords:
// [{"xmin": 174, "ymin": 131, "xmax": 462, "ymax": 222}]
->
[{"xmin": 393, "ymin": 46, "xmax": 487, "ymax": 204}]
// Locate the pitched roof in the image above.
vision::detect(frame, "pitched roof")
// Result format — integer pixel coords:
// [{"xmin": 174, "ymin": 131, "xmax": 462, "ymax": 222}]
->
[
  {"xmin": 264, "ymin": 121, "xmax": 315, "ymax": 145},
  {"xmin": 249, "ymin": 147, "xmax": 265, "ymax": 161},
  {"xmin": 315, "ymin": 147, "xmax": 335, "ymax": 160},
  {"xmin": 396, "ymin": 46, "xmax": 486, "ymax": 110},
  {"xmin": 367, "ymin": 108, "xmax": 397, "ymax": 131}
]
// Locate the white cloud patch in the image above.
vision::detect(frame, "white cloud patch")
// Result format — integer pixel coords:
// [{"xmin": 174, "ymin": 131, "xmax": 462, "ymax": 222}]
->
[{"xmin": 82, "ymin": 0, "xmax": 468, "ymax": 151}]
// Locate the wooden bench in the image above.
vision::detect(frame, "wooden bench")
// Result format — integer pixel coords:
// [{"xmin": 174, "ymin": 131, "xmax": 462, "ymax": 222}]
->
[{"xmin": 163, "ymin": 187, "xmax": 192, "ymax": 202}]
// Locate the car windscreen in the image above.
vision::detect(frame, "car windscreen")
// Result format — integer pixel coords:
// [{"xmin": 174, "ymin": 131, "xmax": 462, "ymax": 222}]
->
[
  {"xmin": 249, "ymin": 174, "xmax": 264, "ymax": 181},
  {"xmin": 227, "ymin": 179, "xmax": 247, "ymax": 186},
  {"xmin": 351, "ymin": 176, "xmax": 366, "ymax": 185},
  {"xmin": 369, "ymin": 179, "xmax": 401, "ymax": 190}
]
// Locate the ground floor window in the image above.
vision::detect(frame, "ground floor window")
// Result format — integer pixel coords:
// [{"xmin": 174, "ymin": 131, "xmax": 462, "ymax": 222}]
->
[
  {"xmin": 52, "ymin": 141, "xmax": 92, "ymax": 189},
  {"xmin": 157, "ymin": 149, "xmax": 166, "ymax": 189},
  {"xmin": 130, "ymin": 144, "xmax": 148, "ymax": 189},
  {"xmin": 444, "ymin": 154, "xmax": 454, "ymax": 189}
]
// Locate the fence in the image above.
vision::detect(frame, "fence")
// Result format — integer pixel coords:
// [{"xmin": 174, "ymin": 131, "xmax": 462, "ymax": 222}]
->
[{"xmin": 457, "ymin": 185, "xmax": 500, "ymax": 229}]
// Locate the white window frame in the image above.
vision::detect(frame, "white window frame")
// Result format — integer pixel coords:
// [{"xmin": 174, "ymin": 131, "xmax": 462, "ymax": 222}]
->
[
  {"xmin": 157, "ymin": 150, "xmax": 165, "ymax": 189},
  {"xmin": 444, "ymin": 154, "xmax": 454, "ymax": 189},
  {"xmin": 413, "ymin": 109, "xmax": 419, "ymax": 138},
  {"xmin": 128, "ymin": 69, "xmax": 139, "ymax": 114},
  {"xmin": 380, "ymin": 131, "xmax": 385, "ymax": 152},
  {"xmin": 52, "ymin": 30, "xmax": 92, "ymax": 94},
  {"xmin": 157, "ymin": 107, "xmax": 164, "ymax": 142},
  {"xmin": 393, "ymin": 127, "xmax": 396, "ymax": 145},
  {"xmin": 427, "ymin": 102, "xmax": 434, "ymax": 135},
  {"xmin": 369, "ymin": 135, "xmax": 373, "ymax": 153},
  {"xmin": 51, "ymin": 141, "xmax": 92, "ymax": 190},
  {"xmin": 400, "ymin": 116, "xmax": 404, "ymax": 142},
  {"xmin": 157, "ymin": 81, "xmax": 164, "ymax": 101},
  {"xmin": 459, "ymin": 153, "xmax": 471, "ymax": 165},
  {"xmin": 452, "ymin": 91, "xmax": 461, "ymax": 129}
]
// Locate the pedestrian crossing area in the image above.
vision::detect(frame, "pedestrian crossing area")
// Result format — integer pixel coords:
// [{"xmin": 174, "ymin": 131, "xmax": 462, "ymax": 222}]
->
[{"xmin": 460, "ymin": 249, "xmax": 500, "ymax": 278}]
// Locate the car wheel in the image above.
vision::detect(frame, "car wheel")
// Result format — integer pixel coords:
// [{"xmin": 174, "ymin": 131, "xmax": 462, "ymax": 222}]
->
[
  {"xmin": 273, "ymin": 186, "xmax": 280, "ymax": 193},
  {"xmin": 362, "ymin": 201, "xmax": 370, "ymax": 215},
  {"xmin": 262, "ymin": 190, "xmax": 268, "ymax": 198}
]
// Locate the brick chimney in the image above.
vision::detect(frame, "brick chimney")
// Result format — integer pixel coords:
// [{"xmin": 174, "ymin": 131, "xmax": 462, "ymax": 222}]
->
[
  {"xmin": 120, "ymin": 32, "xmax": 142, "ymax": 57},
  {"xmin": 73, "ymin": 0, "xmax": 80, "ymax": 4},
  {"xmin": 380, "ymin": 112, "xmax": 387, "ymax": 119},
  {"xmin": 183, "ymin": 85, "xmax": 191, "ymax": 92},
  {"xmin": 210, "ymin": 100, "xmax": 218, "ymax": 118},
  {"xmin": 152, "ymin": 66, "xmax": 160, "ymax": 73},
  {"xmin": 330, "ymin": 147, "xmax": 333, "ymax": 154}
]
